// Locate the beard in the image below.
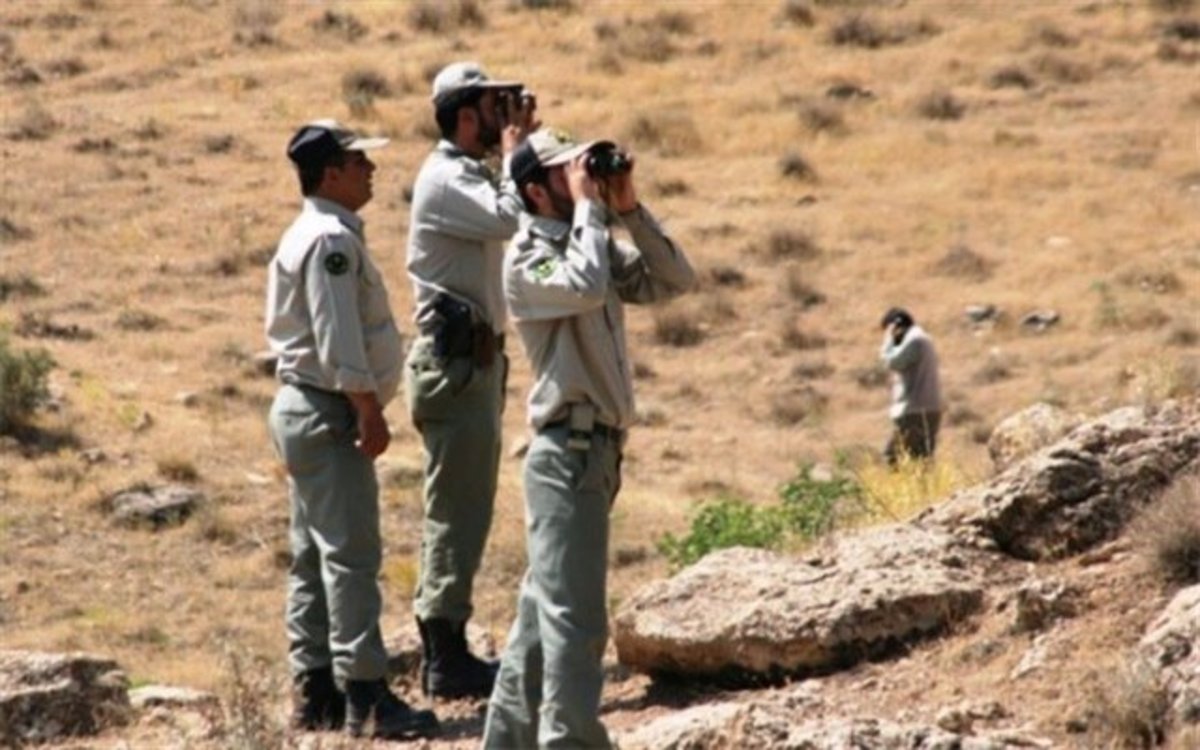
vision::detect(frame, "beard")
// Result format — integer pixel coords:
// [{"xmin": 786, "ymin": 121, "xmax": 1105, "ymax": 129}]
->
[
  {"xmin": 548, "ymin": 183, "xmax": 575, "ymax": 221},
  {"xmin": 478, "ymin": 112, "xmax": 501, "ymax": 150}
]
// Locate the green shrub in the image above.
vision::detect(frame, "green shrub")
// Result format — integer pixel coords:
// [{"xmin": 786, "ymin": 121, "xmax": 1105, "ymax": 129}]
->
[
  {"xmin": 658, "ymin": 465, "xmax": 859, "ymax": 569},
  {"xmin": 0, "ymin": 332, "xmax": 55, "ymax": 435}
]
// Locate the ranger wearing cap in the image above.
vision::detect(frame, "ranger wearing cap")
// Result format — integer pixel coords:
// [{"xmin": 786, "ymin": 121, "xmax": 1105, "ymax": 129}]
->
[
  {"xmin": 482, "ymin": 129, "xmax": 696, "ymax": 748},
  {"xmin": 403, "ymin": 61, "xmax": 539, "ymax": 701},
  {"xmin": 266, "ymin": 119, "xmax": 439, "ymax": 740}
]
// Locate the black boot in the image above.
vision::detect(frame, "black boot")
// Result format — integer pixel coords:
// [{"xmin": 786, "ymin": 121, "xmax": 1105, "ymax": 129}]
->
[
  {"xmin": 345, "ymin": 679, "xmax": 440, "ymax": 740},
  {"xmin": 290, "ymin": 666, "xmax": 345, "ymax": 731},
  {"xmin": 420, "ymin": 617, "xmax": 499, "ymax": 700},
  {"xmin": 415, "ymin": 617, "xmax": 432, "ymax": 696}
]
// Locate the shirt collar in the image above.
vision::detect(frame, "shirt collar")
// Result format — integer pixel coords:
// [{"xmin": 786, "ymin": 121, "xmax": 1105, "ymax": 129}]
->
[
  {"xmin": 523, "ymin": 211, "xmax": 570, "ymax": 243},
  {"xmin": 304, "ymin": 197, "xmax": 365, "ymax": 236}
]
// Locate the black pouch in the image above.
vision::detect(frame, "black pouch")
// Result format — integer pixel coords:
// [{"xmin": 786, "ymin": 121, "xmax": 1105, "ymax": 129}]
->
[{"xmin": 432, "ymin": 294, "xmax": 475, "ymax": 359}]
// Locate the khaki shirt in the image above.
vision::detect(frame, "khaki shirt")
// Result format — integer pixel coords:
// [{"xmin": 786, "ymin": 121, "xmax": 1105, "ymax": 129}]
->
[
  {"xmin": 406, "ymin": 140, "xmax": 522, "ymax": 335},
  {"xmin": 266, "ymin": 197, "xmax": 403, "ymax": 403},
  {"xmin": 881, "ymin": 324, "xmax": 943, "ymax": 419},
  {"xmin": 504, "ymin": 200, "xmax": 696, "ymax": 430}
]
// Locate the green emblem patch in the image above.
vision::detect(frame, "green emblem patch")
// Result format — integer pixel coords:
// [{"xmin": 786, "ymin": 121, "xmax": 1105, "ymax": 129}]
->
[
  {"xmin": 532, "ymin": 258, "xmax": 557, "ymax": 280},
  {"xmin": 324, "ymin": 251, "xmax": 349, "ymax": 275}
]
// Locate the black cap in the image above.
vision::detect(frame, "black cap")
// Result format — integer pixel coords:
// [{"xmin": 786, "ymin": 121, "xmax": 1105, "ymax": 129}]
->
[
  {"xmin": 286, "ymin": 119, "xmax": 390, "ymax": 169},
  {"xmin": 881, "ymin": 307, "xmax": 914, "ymax": 329}
]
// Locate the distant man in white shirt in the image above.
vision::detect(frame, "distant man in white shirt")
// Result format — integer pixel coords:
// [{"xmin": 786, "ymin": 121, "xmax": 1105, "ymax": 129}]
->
[
  {"xmin": 266, "ymin": 120, "xmax": 438, "ymax": 740},
  {"xmin": 879, "ymin": 307, "xmax": 944, "ymax": 465}
]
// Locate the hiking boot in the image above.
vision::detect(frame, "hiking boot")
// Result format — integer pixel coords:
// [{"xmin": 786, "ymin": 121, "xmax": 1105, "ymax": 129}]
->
[
  {"xmin": 419, "ymin": 617, "xmax": 499, "ymax": 700},
  {"xmin": 290, "ymin": 666, "xmax": 344, "ymax": 731},
  {"xmin": 345, "ymin": 679, "xmax": 440, "ymax": 740}
]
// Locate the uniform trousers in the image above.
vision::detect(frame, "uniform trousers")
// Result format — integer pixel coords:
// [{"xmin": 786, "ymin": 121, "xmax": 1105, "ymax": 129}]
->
[
  {"xmin": 268, "ymin": 383, "xmax": 388, "ymax": 684},
  {"xmin": 482, "ymin": 424, "xmax": 622, "ymax": 750},
  {"xmin": 404, "ymin": 334, "xmax": 506, "ymax": 623},
  {"xmin": 885, "ymin": 410, "xmax": 942, "ymax": 465}
]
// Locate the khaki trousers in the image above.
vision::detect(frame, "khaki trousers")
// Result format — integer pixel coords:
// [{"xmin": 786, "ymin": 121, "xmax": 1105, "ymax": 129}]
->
[{"xmin": 268, "ymin": 384, "xmax": 388, "ymax": 683}]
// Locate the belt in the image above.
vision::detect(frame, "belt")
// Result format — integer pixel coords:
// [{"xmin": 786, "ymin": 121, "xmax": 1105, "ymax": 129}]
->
[{"xmin": 542, "ymin": 418, "xmax": 625, "ymax": 443}]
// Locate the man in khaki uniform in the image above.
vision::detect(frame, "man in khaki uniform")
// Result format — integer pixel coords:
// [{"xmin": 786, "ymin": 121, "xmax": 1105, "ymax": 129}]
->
[
  {"xmin": 266, "ymin": 120, "xmax": 438, "ymax": 740},
  {"xmin": 879, "ymin": 307, "xmax": 944, "ymax": 464},
  {"xmin": 482, "ymin": 129, "xmax": 696, "ymax": 748},
  {"xmin": 404, "ymin": 61, "xmax": 538, "ymax": 699}
]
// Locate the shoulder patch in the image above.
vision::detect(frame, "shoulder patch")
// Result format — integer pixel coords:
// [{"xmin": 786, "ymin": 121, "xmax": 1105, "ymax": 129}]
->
[
  {"xmin": 532, "ymin": 258, "xmax": 557, "ymax": 280},
  {"xmin": 324, "ymin": 251, "xmax": 350, "ymax": 276}
]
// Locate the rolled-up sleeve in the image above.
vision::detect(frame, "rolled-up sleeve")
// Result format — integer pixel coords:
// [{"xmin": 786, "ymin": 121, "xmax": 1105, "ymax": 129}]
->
[{"xmin": 304, "ymin": 235, "xmax": 377, "ymax": 394}]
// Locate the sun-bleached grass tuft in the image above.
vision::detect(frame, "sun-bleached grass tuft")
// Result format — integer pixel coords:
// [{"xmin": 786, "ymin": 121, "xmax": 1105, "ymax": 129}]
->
[
  {"xmin": 1133, "ymin": 474, "xmax": 1200, "ymax": 585},
  {"xmin": 855, "ymin": 452, "xmax": 975, "ymax": 523},
  {"xmin": 1089, "ymin": 658, "xmax": 1170, "ymax": 749}
]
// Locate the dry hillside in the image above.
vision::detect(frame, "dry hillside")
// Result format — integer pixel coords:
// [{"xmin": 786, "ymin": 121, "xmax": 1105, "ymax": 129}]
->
[{"xmin": 0, "ymin": 0, "xmax": 1198, "ymax": 747}]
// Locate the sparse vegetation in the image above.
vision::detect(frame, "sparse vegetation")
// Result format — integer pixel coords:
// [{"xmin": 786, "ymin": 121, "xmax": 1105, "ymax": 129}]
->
[
  {"xmin": 157, "ymin": 455, "xmax": 200, "ymax": 483},
  {"xmin": 989, "ymin": 65, "xmax": 1036, "ymax": 89},
  {"xmin": 1090, "ymin": 658, "xmax": 1170, "ymax": 749},
  {"xmin": 310, "ymin": 9, "xmax": 368, "ymax": 41},
  {"xmin": 0, "ymin": 273, "xmax": 44, "ymax": 301},
  {"xmin": 623, "ymin": 112, "xmax": 703, "ymax": 156},
  {"xmin": 8, "ymin": 101, "xmax": 59, "ymax": 141},
  {"xmin": 760, "ymin": 229, "xmax": 821, "ymax": 261},
  {"xmin": 796, "ymin": 99, "xmax": 846, "ymax": 135},
  {"xmin": 769, "ymin": 385, "xmax": 827, "ymax": 426},
  {"xmin": 779, "ymin": 151, "xmax": 818, "ymax": 182},
  {"xmin": 917, "ymin": 89, "xmax": 966, "ymax": 121},
  {"xmin": 855, "ymin": 453, "xmax": 973, "ymax": 522},
  {"xmin": 658, "ymin": 464, "xmax": 859, "ymax": 569},
  {"xmin": 0, "ymin": 332, "xmax": 55, "ymax": 436},
  {"xmin": 932, "ymin": 244, "xmax": 992, "ymax": 280},
  {"xmin": 829, "ymin": 14, "xmax": 937, "ymax": 48},
  {"xmin": 653, "ymin": 308, "xmax": 705, "ymax": 347},
  {"xmin": 115, "ymin": 309, "xmax": 167, "ymax": 332},
  {"xmin": 778, "ymin": 0, "xmax": 816, "ymax": 27},
  {"xmin": 342, "ymin": 68, "xmax": 392, "ymax": 117},
  {"xmin": 781, "ymin": 267, "xmax": 826, "ymax": 308},
  {"xmin": 1134, "ymin": 475, "xmax": 1200, "ymax": 585},
  {"xmin": 408, "ymin": 0, "xmax": 487, "ymax": 33},
  {"xmin": 780, "ymin": 321, "xmax": 827, "ymax": 351}
]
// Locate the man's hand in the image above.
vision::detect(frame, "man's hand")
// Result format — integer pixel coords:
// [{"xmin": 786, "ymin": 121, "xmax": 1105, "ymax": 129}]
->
[
  {"xmin": 347, "ymin": 392, "xmax": 390, "ymax": 458},
  {"xmin": 500, "ymin": 91, "xmax": 540, "ymax": 155},
  {"xmin": 566, "ymin": 153, "xmax": 600, "ymax": 203},
  {"xmin": 598, "ymin": 150, "xmax": 638, "ymax": 213}
]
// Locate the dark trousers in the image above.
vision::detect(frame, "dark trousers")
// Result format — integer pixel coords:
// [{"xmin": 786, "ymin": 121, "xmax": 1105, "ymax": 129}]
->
[{"xmin": 885, "ymin": 411, "xmax": 941, "ymax": 466}]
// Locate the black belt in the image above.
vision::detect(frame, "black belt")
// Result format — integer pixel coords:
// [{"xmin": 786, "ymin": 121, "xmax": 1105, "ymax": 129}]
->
[{"xmin": 542, "ymin": 419, "xmax": 625, "ymax": 443}]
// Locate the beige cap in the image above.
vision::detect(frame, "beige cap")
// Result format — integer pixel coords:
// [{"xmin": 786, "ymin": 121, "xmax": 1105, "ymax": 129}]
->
[{"xmin": 430, "ymin": 61, "xmax": 521, "ymax": 103}]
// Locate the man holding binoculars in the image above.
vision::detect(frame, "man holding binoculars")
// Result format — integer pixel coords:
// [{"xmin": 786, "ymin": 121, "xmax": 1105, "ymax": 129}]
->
[
  {"xmin": 403, "ymin": 61, "xmax": 538, "ymax": 701},
  {"xmin": 482, "ymin": 129, "xmax": 696, "ymax": 748}
]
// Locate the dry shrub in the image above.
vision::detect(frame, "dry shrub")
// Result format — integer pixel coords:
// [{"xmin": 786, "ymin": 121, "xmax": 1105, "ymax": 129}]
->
[
  {"xmin": 115, "ymin": 309, "xmax": 166, "ymax": 332},
  {"xmin": 989, "ymin": 65, "xmax": 1036, "ymax": 89},
  {"xmin": 1134, "ymin": 475, "xmax": 1200, "ymax": 585},
  {"xmin": 1028, "ymin": 21, "xmax": 1078, "ymax": 48},
  {"xmin": 917, "ymin": 89, "xmax": 966, "ymax": 121},
  {"xmin": 45, "ymin": 57, "xmax": 87, "ymax": 77},
  {"xmin": 311, "ymin": 9, "xmax": 368, "ymax": 41},
  {"xmin": 15, "ymin": 311, "xmax": 93, "ymax": 341},
  {"xmin": 759, "ymin": 229, "xmax": 821, "ymax": 261},
  {"xmin": 0, "ymin": 219, "xmax": 34, "ymax": 244},
  {"xmin": 1090, "ymin": 659, "xmax": 1170, "ymax": 749},
  {"xmin": 932, "ymin": 244, "xmax": 993, "ymax": 281},
  {"xmin": 781, "ymin": 267, "xmax": 826, "ymax": 308},
  {"xmin": 514, "ymin": 0, "xmax": 574, "ymax": 8},
  {"xmin": 653, "ymin": 308, "xmax": 705, "ymax": 347},
  {"xmin": 780, "ymin": 152, "xmax": 818, "ymax": 182},
  {"xmin": 231, "ymin": 0, "xmax": 279, "ymax": 46},
  {"xmin": 792, "ymin": 359, "xmax": 834, "ymax": 380},
  {"xmin": 780, "ymin": 322, "xmax": 827, "ymax": 351},
  {"xmin": 157, "ymin": 455, "xmax": 200, "ymax": 483},
  {"xmin": 769, "ymin": 386, "xmax": 827, "ymax": 426},
  {"xmin": 595, "ymin": 11, "xmax": 694, "ymax": 64},
  {"xmin": 796, "ymin": 99, "xmax": 846, "ymax": 134},
  {"xmin": 705, "ymin": 265, "xmax": 746, "ymax": 289},
  {"xmin": 829, "ymin": 14, "xmax": 937, "ymax": 48},
  {"xmin": 211, "ymin": 646, "xmax": 286, "ymax": 749},
  {"xmin": 972, "ymin": 359, "xmax": 1012, "ymax": 385},
  {"xmin": 1166, "ymin": 324, "xmax": 1198, "ymax": 347},
  {"xmin": 779, "ymin": 0, "xmax": 816, "ymax": 27},
  {"xmin": 0, "ymin": 273, "xmax": 44, "ymax": 301},
  {"xmin": 856, "ymin": 453, "xmax": 973, "ymax": 522},
  {"xmin": 409, "ymin": 0, "xmax": 486, "ymax": 33},
  {"xmin": 1149, "ymin": 0, "xmax": 1195, "ymax": 10},
  {"xmin": 1119, "ymin": 269, "xmax": 1183, "ymax": 295},
  {"xmin": 8, "ymin": 101, "xmax": 58, "ymax": 141},
  {"xmin": 342, "ymin": 68, "xmax": 391, "ymax": 117},
  {"xmin": 994, "ymin": 129, "xmax": 1040, "ymax": 147},
  {"xmin": 652, "ymin": 178, "xmax": 690, "ymax": 197},
  {"xmin": 133, "ymin": 118, "xmax": 165, "ymax": 140},
  {"xmin": 1157, "ymin": 39, "xmax": 1200, "ymax": 64},
  {"xmin": 851, "ymin": 363, "xmax": 888, "ymax": 389},
  {"xmin": 1161, "ymin": 18, "xmax": 1200, "ymax": 41},
  {"xmin": 623, "ymin": 112, "xmax": 702, "ymax": 156},
  {"xmin": 205, "ymin": 134, "xmax": 236, "ymax": 154},
  {"xmin": 1032, "ymin": 52, "xmax": 1092, "ymax": 83}
]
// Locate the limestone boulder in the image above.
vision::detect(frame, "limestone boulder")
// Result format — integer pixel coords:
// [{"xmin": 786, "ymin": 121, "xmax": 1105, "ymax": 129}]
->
[
  {"xmin": 988, "ymin": 402, "xmax": 1082, "ymax": 471},
  {"xmin": 129, "ymin": 684, "xmax": 219, "ymax": 712},
  {"xmin": 613, "ymin": 525, "xmax": 984, "ymax": 679},
  {"xmin": 0, "ymin": 650, "xmax": 130, "ymax": 746},
  {"xmin": 620, "ymin": 695, "xmax": 1050, "ymax": 750},
  {"xmin": 920, "ymin": 402, "xmax": 1200, "ymax": 560},
  {"xmin": 108, "ymin": 484, "xmax": 204, "ymax": 529},
  {"xmin": 1139, "ymin": 584, "xmax": 1200, "ymax": 727}
]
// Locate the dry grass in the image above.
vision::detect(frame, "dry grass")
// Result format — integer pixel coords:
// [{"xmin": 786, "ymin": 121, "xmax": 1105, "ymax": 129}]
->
[
  {"xmin": 1133, "ymin": 475, "xmax": 1200, "ymax": 585},
  {"xmin": 1089, "ymin": 658, "xmax": 1170, "ymax": 749},
  {"xmin": 855, "ymin": 452, "xmax": 975, "ymax": 523}
]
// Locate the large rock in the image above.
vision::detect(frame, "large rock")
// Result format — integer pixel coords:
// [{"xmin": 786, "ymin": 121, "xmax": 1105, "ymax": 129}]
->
[
  {"xmin": 988, "ymin": 402, "xmax": 1082, "ymax": 471},
  {"xmin": 1139, "ymin": 584, "xmax": 1200, "ymax": 726},
  {"xmin": 620, "ymin": 693, "xmax": 1051, "ymax": 750},
  {"xmin": 108, "ymin": 484, "xmax": 204, "ymax": 529},
  {"xmin": 920, "ymin": 402, "xmax": 1200, "ymax": 560},
  {"xmin": 0, "ymin": 651, "xmax": 130, "ymax": 745},
  {"xmin": 613, "ymin": 525, "xmax": 983, "ymax": 680}
]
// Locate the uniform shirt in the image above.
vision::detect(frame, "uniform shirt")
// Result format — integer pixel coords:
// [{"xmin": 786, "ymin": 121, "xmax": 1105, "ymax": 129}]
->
[
  {"xmin": 266, "ymin": 197, "xmax": 403, "ymax": 404},
  {"xmin": 880, "ymin": 324, "xmax": 943, "ymax": 419},
  {"xmin": 406, "ymin": 140, "xmax": 522, "ymax": 335},
  {"xmin": 504, "ymin": 200, "xmax": 696, "ymax": 430}
]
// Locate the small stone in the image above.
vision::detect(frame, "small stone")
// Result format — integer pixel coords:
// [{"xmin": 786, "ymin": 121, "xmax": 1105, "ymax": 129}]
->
[
  {"xmin": 175, "ymin": 391, "xmax": 200, "ymax": 407},
  {"xmin": 1020, "ymin": 310, "xmax": 1060, "ymax": 331},
  {"xmin": 965, "ymin": 304, "xmax": 998, "ymax": 323},
  {"xmin": 109, "ymin": 485, "xmax": 204, "ymax": 530},
  {"xmin": 129, "ymin": 685, "xmax": 218, "ymax": 711},
  {"xmin": 79, "ymin": 448, "xmax": 107, "ymax": 465}
]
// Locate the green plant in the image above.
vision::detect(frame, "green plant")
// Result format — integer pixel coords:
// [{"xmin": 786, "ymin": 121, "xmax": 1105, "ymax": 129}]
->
[
  {"xmin": 658, "ymin": 465, "xmax": 860, "ymax": 568},
  {"xmin": 0, "ymin": 332, "xmax": 55, "ymax": 435}
]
